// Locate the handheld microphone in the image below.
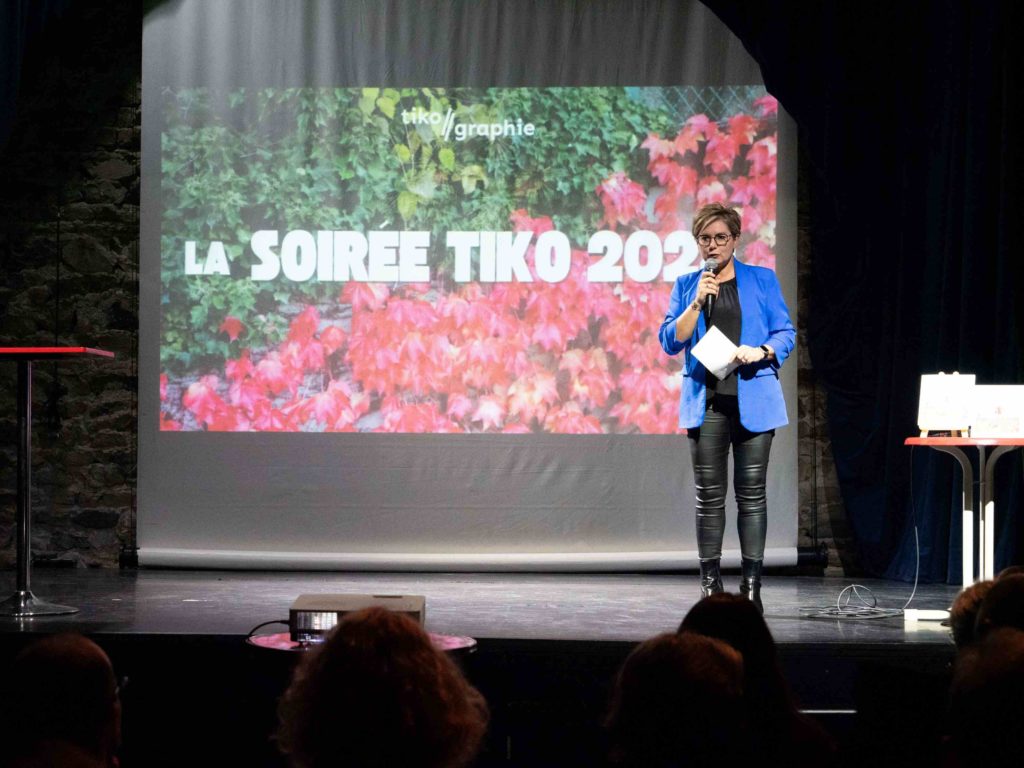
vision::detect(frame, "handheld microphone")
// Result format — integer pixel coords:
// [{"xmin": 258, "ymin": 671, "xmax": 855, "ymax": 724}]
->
[{"xmin": 702, "ymin": 258, "xmax": 719, "ymax": 323}]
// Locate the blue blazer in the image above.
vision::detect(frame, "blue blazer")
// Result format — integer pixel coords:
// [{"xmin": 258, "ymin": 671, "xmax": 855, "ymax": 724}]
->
[{"xmin": 658, "ymin": 259, "xmax": 796, "ymax": 432}]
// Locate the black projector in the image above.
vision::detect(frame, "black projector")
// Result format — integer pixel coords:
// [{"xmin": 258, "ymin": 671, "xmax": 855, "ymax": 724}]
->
[{"xmin": 289, "ymin": 594, "xmax": 426, "ymax": 644}]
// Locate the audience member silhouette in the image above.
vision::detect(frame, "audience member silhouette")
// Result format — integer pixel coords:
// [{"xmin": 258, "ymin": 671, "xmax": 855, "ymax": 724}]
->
[
  {"xmin": 973, "ymin": 573, "xmax": 1024, "ymax": 639},
  {"xmin": 995, "ymin": 565, "xmax": 1024, "ymax": 580},
  {"xmin": 1, "ymin": 633, "xmax": 121, "ymax": 768},
  {"xmin": 679, "ymin": 593, "xmax": 834, "ymax": 767},
  {"xmin": 948, "ymin": 580, "xmax": 993, "ymax": 648},
  {"xmin": 946, "ymin": 627, "xmax": 1024, "ymax": 767},
  {"xmin": 276, "ymin": 606, "xmax": 488, "ymax": 768},
  {"xmin": 605, "ymin": 630, "xmax": 746, "ymax": 767}
]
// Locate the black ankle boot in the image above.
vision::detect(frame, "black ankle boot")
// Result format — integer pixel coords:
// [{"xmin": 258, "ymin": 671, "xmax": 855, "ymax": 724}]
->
[
  {"xmin": 699, "ymin": 558, "xmax": 724, "ymax": 598},
  {"xmin": 740, "ymin": 558, "xmax": 763, "ymax": 614}
]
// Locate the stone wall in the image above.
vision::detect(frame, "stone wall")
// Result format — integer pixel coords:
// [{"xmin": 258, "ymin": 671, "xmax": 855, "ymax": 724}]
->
[
  {"xmin": 0, "ymin": 1, "xmax": 141, "ymax": 568},
  {"xmin": 0, "ymin": 2, "xmax": 856, "ymax": 573}
]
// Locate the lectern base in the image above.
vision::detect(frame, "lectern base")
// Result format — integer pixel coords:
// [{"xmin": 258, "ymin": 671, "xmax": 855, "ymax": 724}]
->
[{"xmin": 0, "ymin": 590, "xmax": 78, "ymax": 617}]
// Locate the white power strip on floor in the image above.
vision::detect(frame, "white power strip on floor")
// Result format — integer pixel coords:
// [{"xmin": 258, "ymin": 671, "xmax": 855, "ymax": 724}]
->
[{"xmin": 904, "ymin": 608, "xmax": 950, "ymax": 622}]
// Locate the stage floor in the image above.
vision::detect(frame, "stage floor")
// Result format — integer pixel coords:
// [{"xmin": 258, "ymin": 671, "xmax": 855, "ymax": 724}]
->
[
  {"xmin": 0, "ymin": 569, "xmax": 963, "ymax": 767},
  {"xmin": 0, "ymin": 567, "xmax": 959, "ymax": 644}
]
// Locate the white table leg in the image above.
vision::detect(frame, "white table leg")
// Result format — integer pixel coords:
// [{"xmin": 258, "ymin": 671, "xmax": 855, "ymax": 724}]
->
[
  {"xmin": 977, "ymin": 446, "xmax": 988, "ymax": 580},
  {"xmin": 983, "ymin": 446, "xmax": 1018, "ymax": 581},
  {"xmin": 935, "ymin": 446, "xmax": 975, "ymax": 588}
]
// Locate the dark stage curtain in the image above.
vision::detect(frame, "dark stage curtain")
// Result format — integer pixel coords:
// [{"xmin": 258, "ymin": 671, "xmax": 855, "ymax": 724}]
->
[
  {"xmin": 706, "ymin": 0, "xmax": 1024, "ymax": 581},
  {"xmin": 0, "ymin": 0, "xmax": 71, "ymax": 149}
]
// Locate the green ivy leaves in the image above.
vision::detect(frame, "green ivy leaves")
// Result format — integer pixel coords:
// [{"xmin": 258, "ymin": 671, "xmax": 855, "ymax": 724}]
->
[{"xmin": 160, "ymin": 86, "xmax": 671, "ymax": 378}]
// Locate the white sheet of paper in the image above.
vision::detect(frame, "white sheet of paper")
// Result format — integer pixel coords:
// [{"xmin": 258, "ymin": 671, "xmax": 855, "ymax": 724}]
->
[
  {"xmin": 691, "ymin": 325, "xmax": 739, "ymax": 381},
  {"xmin": 971, "ymin": 384, "xmax": 1024, "ymax": 437}
]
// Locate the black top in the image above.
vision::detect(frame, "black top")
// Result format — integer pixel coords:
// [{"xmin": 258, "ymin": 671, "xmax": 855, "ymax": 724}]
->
[{"xmin": 706, "ymin": 277, "xmax": 741, "ymax": 397}]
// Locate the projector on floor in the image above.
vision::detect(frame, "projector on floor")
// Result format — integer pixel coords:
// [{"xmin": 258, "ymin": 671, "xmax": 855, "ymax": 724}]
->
[{"xmin": 289, "ymin": 594, "xmax": 426, "ymax": 644}]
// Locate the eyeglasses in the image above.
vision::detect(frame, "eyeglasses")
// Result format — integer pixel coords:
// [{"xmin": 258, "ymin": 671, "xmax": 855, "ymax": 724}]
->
[{"xmin": 697, "ymin": 233, "xmax": 736, "ymax": 246}]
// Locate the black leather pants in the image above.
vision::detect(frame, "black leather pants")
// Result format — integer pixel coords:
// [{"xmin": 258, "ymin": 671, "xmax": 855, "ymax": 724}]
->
[{"xmin": 687, "ymin": 395, "xmax": 773, "ymax": 561}]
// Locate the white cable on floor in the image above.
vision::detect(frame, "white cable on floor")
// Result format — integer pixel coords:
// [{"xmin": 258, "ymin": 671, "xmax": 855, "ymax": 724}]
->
[{"xmin": 798, "ymin": 448, "xmax": 923, "ymax": 621}]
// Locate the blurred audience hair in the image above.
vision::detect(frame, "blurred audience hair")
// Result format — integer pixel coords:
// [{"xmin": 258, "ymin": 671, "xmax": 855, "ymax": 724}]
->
[
  {"xmin": 679, "ymin": 592, "xmax": 788, "ymax": 711},
  {"xmin": 996, "ymin": 565, "xmax": 1024, "ymax": 580},
  {"xmin": 276, "ymin": 606, "xmax": 488, "ymax": 768},
  {"xmin": 947, "ymin": 627, "xmax": 1024, "ymax": 767},
  {"xmin": 949, "ymin": 580, "xmax": 993, "ymax": 648},
  {"xmin": 1, "ymin": 633, "xmax": 120, "ymax": 767},
  {"xmin": 605, "ymin": 630, "xmax": 745, "ymax": 767},
  {"xmin": 679, "ymin": 593, "xmax": 835, "ymax": 766},
  {"xmin": 974, "ymin": 573, "xmax": 1024, "ymax": 639}
]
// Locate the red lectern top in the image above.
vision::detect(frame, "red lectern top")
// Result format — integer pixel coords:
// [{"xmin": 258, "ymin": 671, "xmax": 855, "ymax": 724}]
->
[
  {"xmin": 905, "ymin": 437, "xmax": 1024, "ymax": 447},
  {"xmin": 0, "ymin": 346, "xmax": 115, "ymax": 360}
]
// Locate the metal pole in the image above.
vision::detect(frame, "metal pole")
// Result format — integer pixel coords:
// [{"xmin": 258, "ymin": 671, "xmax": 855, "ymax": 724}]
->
[
  {"xmin": 0, "ymin": 358, "xmax": 76, "ymax": 616},
  {"xmin": 16, "ymin": 360, "xmax": 31, "ymax": 594}
]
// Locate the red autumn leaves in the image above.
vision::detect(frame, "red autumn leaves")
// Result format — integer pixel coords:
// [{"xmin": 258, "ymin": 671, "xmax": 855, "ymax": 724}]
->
[
  {"xmin": 163, "ymin": 101, "xmax": 778, "ymax": 433},
  {"xmin": 165, "ymin": 237, "xmax": 669, "ymax": 433},
  {"xmin": 640, "ymin": 96, "xmax": 778, "ymax": 267}
]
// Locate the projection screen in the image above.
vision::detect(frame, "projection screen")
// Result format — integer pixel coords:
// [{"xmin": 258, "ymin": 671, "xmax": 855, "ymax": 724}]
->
[{"xmin": 139, "ymin": 0, "xmax": 799, "ymax": 569}]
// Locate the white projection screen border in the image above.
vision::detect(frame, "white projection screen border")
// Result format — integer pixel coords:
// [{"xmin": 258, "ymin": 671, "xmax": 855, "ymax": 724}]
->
[{"xmin": 139, "ymin": 0, "xmax": 799, "ymax": 570}]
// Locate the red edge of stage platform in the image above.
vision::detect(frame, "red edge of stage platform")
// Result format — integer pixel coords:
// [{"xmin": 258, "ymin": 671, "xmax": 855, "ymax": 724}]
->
[{"xmin": 0, "ymin": 346, "xmax": 115, "ymax": 618}]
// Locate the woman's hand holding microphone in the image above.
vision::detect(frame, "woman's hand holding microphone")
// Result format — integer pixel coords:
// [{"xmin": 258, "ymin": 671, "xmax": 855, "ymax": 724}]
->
[
  {"xmin": 693, "ymin": 272, "xmax": 771, "ymax": 365},
  {"xmin": 694, "ymin": 272, "xmax": 719, "ymax": 309}
]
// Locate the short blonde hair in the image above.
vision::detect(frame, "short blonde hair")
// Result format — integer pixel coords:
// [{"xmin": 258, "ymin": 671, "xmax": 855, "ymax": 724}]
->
[{"xmin": 692, "ymin": 203, "xmax": 741, "ymax": 239}]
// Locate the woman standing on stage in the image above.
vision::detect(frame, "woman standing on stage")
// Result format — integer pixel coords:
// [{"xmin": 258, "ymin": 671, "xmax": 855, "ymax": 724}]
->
[{"xmin": 658, "ymin": 203, "xmax": 796, "ymax": 613}]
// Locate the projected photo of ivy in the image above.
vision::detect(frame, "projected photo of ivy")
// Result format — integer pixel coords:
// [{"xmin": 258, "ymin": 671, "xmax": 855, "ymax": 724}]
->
[{"xmin": 159, "ymin": 86, "xmax": 778, "ymax": 433}]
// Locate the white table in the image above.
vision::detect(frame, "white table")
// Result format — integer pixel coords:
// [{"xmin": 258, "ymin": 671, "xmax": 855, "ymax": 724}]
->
[{"xmin": 906, "ymin": 437, "xmax": 1024, "ymax": 588}]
